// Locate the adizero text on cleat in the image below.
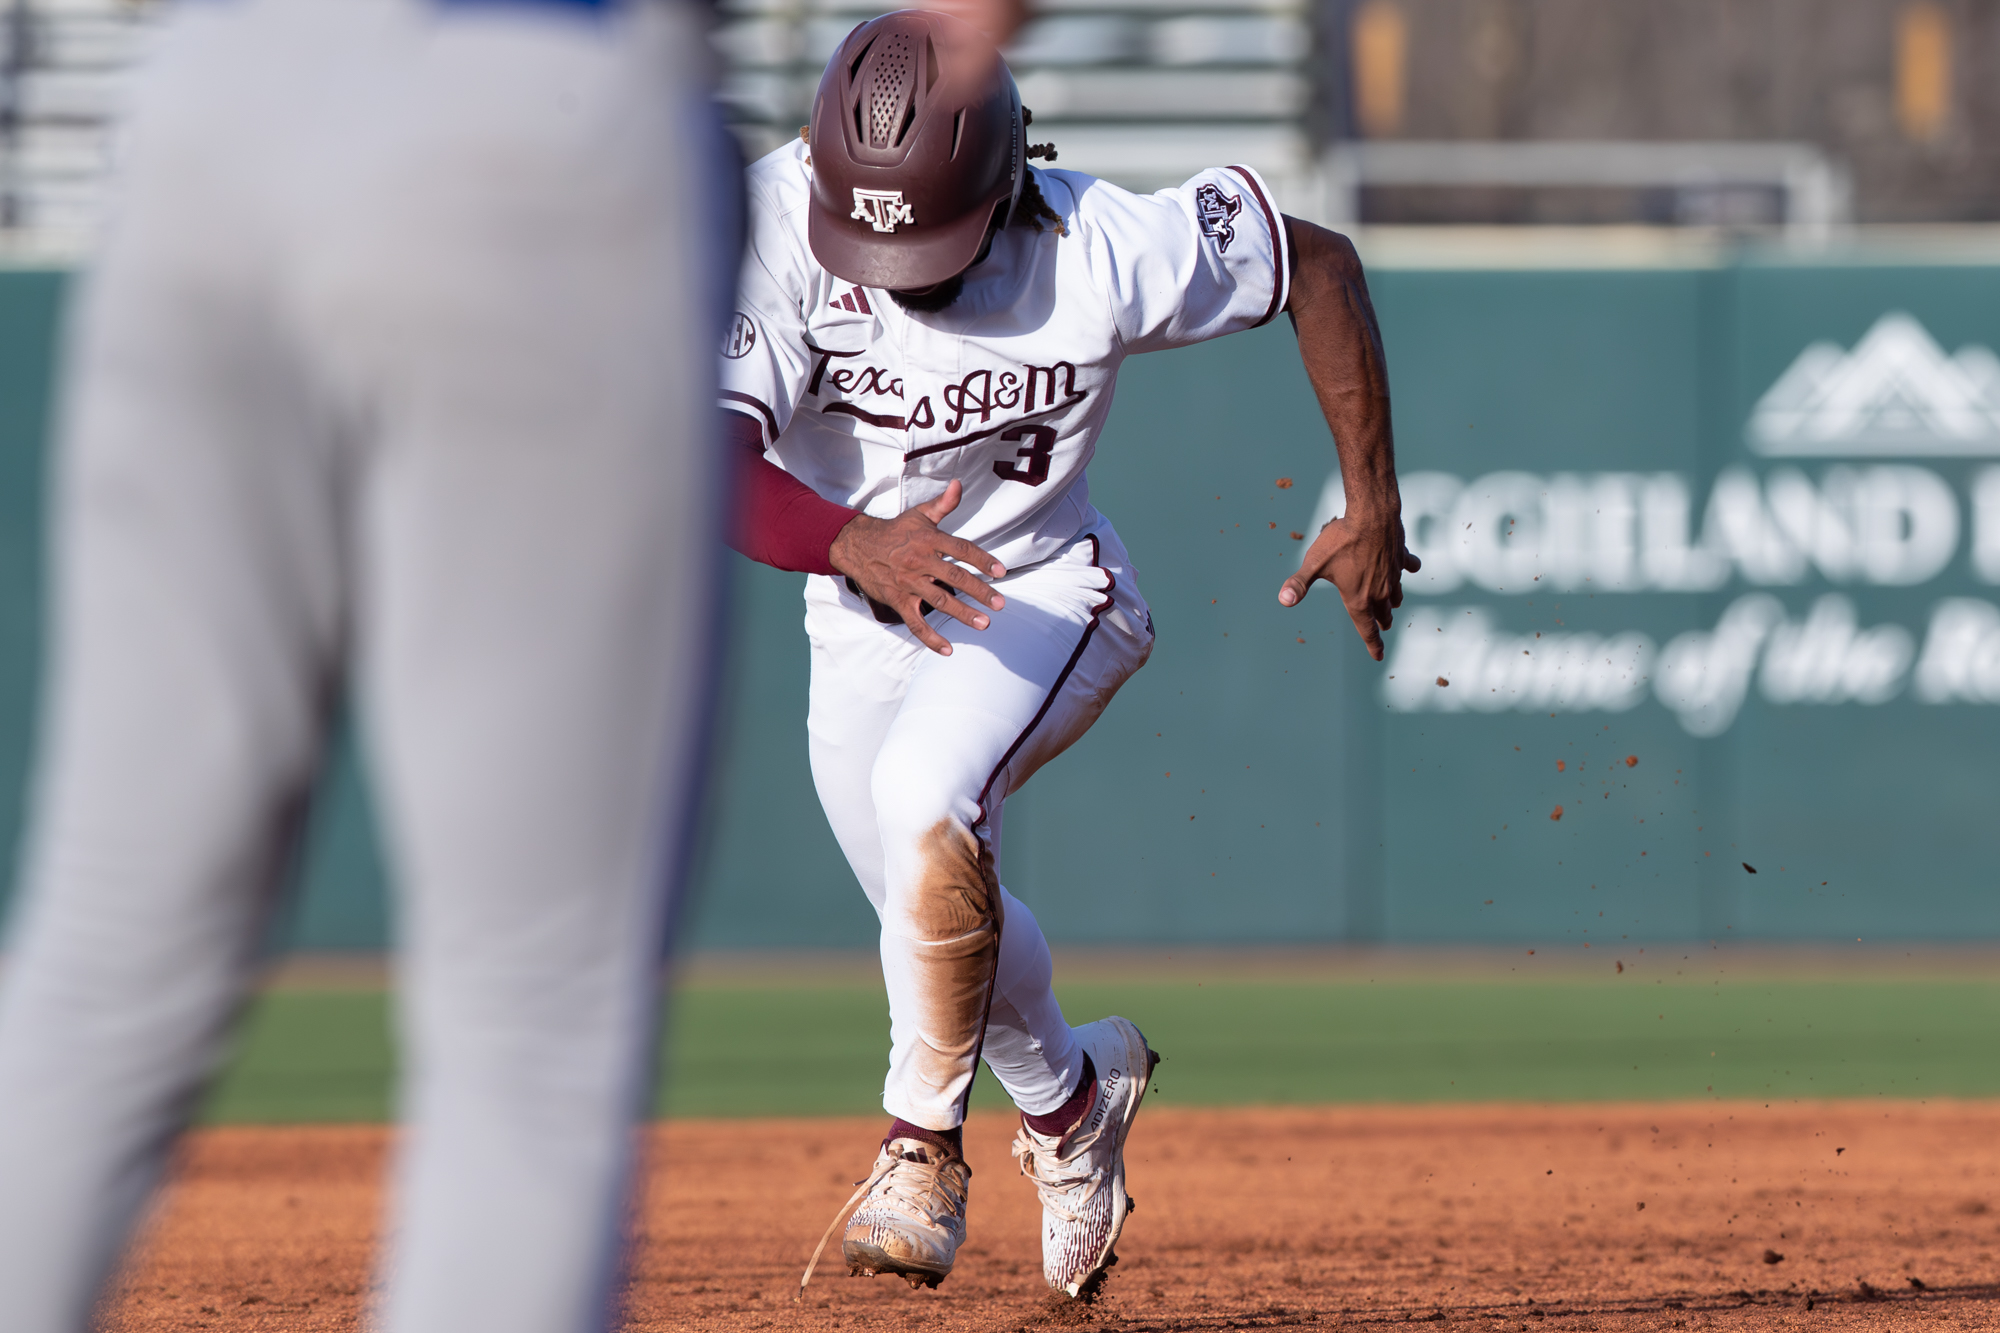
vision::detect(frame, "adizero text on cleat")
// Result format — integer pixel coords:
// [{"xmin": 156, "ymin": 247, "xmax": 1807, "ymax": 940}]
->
[{"xmin": 1011, "ymin": 1016, "xmax": 1158, "ymax": 1298}]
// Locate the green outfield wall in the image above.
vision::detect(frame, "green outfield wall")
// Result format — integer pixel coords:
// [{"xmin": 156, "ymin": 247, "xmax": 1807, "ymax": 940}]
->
[{"xmin": 2, "ymin": 252, "xmax": 1998, "ymax": 951}]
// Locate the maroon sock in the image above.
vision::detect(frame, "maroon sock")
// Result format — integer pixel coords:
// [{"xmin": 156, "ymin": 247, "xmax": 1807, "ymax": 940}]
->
[
  {"xmin": 1023, "ymin": 1053, "xmax": 1097, "ymax": 1138},
  {"xmin": 885, "ymin": 1118, "xmax": 963, "ymax": 1159}
]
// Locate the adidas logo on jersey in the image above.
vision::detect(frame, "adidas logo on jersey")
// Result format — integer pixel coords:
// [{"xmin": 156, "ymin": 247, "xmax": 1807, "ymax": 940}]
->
[
  {"xmin": 1748, "ymin": 312, "xmax": 2000, "ymax": 455},
  {"xmin": 829, "ymin": 287, "xmax": 873, "ymax": 315}
]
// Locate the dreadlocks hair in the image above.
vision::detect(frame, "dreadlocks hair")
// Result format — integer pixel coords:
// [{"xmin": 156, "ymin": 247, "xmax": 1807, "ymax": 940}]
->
[
  {"xmin": 1012, "ymin": 168, "xmax": 1068, "ymax": 236},
  {"xmin": 1013, "ymin": 107, "xmax": 1068, "ymax": 236}
]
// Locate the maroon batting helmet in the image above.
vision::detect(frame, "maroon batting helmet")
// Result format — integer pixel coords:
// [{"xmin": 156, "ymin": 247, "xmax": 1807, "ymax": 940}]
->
[{"xmin": 806, "ymin": 10, "xmax": 1024, "ymax": 290}]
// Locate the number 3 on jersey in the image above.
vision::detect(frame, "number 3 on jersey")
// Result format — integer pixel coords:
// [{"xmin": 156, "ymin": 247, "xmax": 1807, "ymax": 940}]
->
[{"xmin": 993, "ymin": 424, "xmax": 1056, "ymax": 487}]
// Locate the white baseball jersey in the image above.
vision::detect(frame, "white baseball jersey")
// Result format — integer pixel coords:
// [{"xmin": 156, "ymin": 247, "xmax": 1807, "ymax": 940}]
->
[{"xmin": 722, "ymin": 139, "xmax": 1293, "ymax": 572}]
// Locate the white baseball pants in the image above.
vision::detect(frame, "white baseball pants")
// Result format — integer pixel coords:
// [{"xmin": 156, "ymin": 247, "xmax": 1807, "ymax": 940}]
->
[
  {"xmin": 806, "ymin": 517, "xmax": 1154, "ymax": 1130},
  {"xmin": 0, "ymin": 2, "xmax": 721, "ymax": 1331}
]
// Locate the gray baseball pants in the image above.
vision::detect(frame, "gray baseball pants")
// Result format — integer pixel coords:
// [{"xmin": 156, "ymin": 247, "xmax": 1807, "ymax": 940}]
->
[{"xmin": 0, "ymin": 0, "xmax": 721, "ymax": 1329}]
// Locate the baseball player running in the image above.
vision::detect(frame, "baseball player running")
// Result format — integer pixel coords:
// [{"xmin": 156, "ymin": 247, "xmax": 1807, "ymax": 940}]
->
[{"xmin": 724, "ymin": 10, "xmax": 1415, "ymax": 1300}]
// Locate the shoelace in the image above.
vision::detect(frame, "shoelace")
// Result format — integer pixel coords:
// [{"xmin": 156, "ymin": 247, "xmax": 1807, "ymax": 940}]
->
[
  {"xmin": 1010, "ymin": 1124, "xmax": 1108, "ymax": 1223},
  {"xmin": 795, "ymin": 1147, "xmax": 968, "ymax": 1301}
]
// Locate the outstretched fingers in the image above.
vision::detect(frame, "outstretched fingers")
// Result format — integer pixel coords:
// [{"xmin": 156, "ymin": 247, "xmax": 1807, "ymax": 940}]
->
[
  {"xmin": 934, "ymin": 538, "xmax": 1008, "ymax": 606},
  {"xmin": 827, "ymin": 479, "xmax": 1025, "ymax": 656},
  {"xmin": 902, "ymin": 558, "xmax": 1009, "ymax": 647},
  {"xmin": 917, "ymin": 479, "xmax": 1008, "ymax": 612}
]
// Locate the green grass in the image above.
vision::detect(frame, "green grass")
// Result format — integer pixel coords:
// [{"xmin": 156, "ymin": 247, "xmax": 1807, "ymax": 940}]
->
[
  {"xmin": 202, "ymin": 991, "xmax": 398, "ymax": 1123},
  {"xmin": 197, "ymin": 973, "xmax": 2000, "ymax": 1124}
]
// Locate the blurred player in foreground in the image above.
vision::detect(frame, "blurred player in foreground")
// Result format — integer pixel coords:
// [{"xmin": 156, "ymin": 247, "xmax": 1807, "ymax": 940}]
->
[
  {"xmin": 0, "ymin": 1, "xmax": 726, "ymax": 1329},
  {"xmin": 724, "ymin": 9, "xmax": 1416, "ymax": 1302}
]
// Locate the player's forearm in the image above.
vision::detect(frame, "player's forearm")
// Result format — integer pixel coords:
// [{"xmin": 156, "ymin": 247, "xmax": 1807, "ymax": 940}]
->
[
  {"xmin": 726, "ymin": 411, "xmax": 860, "ymax": 575},
  {"xmin": 1281, "ymin": 216, "xmax": 1399, "ymax": 524}
]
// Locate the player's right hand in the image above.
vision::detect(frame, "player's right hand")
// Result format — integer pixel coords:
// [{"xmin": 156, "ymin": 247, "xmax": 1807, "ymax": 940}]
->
[{"xmin": 829, "ymin": 479, "xmax": 1007, "ymax": 656}]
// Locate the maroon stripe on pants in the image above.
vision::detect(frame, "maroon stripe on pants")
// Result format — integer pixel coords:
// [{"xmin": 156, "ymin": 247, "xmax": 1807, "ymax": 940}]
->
[{"xmin": 954, "ymin": 535, "xmax": 1116, "ymax": 1121}]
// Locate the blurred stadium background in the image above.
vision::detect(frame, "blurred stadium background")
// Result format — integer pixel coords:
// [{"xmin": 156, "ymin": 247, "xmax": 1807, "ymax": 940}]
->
[
  {"xmin": 1, "ymin": 0, "xmax": 2000, "ymax": 1119},
  {"xmin": 1, "ymin": 0, "xmax": 2000, "ymax": 947},
  {"xmin": 1, "ymin": 0, "xmax": 1998, "ymax": 239}
]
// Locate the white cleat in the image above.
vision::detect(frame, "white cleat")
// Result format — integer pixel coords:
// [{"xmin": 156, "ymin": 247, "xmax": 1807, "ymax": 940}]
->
[
  {"xmin": 838, "ymin": 1137, "xmax": 970, "ymax": 1289},
  {"xmin": 1010, "ymin": 1015, "xmax": 1159, "ymax": 1298}
]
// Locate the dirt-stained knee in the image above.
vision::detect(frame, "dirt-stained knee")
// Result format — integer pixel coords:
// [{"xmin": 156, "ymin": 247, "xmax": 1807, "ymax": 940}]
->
[{"xmin": 907, "ymin": 818, "xmax": 999, "ymax": 942}]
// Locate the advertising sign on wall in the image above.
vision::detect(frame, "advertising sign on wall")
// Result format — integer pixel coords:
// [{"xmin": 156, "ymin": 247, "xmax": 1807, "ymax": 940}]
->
[
  {"xmin": 1374, "ymin": 311, "xmax": 2000, "ymax": 737},
  {"xmin": 1355, "ymin": 264, "xmax": 2000, "ymax": 946}
]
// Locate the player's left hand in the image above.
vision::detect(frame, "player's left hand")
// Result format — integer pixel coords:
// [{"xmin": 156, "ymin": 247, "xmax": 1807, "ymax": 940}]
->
[{"xmin": 1277, "ymin": 509, "xmax": 1420, "ymax": 661}]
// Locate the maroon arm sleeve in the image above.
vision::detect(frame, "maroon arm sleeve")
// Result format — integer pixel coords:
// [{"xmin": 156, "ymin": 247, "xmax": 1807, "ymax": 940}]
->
[{"xmin": 725, "ymin": 410, "xmax": 858, "ymax": 576}]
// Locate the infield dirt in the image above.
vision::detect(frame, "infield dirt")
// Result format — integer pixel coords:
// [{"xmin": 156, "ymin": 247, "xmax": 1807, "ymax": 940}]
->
[{"xmin": 108, "ymin": 1100, "xmax": 2000, "ymax": 1331}]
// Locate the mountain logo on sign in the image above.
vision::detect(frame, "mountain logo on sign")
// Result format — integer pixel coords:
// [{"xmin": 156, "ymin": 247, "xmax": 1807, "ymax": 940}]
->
[{"xmin": 1747, "ymin": 312, "xmax": 2000, "ymax": 455}]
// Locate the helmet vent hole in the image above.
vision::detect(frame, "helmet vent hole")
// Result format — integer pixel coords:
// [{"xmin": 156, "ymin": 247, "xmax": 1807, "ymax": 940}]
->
[
  {"xmin": 866, "ymin": 34, "xmax": 917, "ymax": 149},
  {"xmin": 950, "ymin": 109, "xmax": 965, "ymax": 159},
  {"xmin": 924, "ymin": 37, "xmax": 939, "ymax": 94}
]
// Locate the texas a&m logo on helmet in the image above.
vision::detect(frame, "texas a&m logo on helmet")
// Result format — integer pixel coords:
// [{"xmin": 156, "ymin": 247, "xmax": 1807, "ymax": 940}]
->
[{"xmin": 851, "ymin": 189, "xmax": 917, "ymax": 234}]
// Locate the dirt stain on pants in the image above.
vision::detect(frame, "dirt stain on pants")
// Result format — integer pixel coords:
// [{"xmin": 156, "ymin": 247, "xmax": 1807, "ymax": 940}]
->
[{"xmin": 893, "ymin": 817, "xmax": 1004, "ymax": 1123}]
